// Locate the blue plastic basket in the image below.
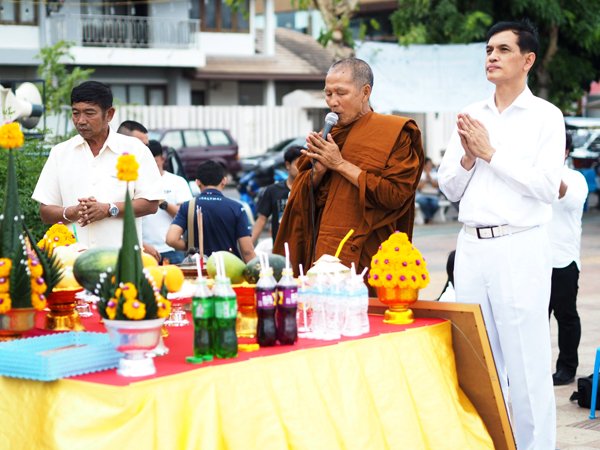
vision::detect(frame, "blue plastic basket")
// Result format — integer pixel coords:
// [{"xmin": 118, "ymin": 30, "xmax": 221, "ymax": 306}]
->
[{"xmin": 0, "ymin": 332, "xmax": 122, "ymax": 381}]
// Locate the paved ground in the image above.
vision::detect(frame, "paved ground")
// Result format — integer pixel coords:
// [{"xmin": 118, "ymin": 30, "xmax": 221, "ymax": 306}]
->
[{"xmin": 412, "ymin": 206, "xmax": 600, "ymax": 450}]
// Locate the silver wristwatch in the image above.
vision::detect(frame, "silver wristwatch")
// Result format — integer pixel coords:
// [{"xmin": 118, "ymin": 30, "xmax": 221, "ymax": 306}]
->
[{"xmin": 108, "ymin": 203, "xmax": 119, "ymax": 217}]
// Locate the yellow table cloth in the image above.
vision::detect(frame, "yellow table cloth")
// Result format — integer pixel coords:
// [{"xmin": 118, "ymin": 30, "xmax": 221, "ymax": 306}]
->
[{"xmin": 0, "ymin": 321, "xmax": 492, "ymax": 449}]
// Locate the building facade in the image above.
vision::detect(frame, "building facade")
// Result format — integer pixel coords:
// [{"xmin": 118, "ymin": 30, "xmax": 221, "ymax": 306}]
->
[{"xmin": 0, "ymin": 0, "xmax": 332, "ymax": 107}]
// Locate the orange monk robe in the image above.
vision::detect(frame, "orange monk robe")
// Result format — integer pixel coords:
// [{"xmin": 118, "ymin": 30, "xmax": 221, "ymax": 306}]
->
[{"xmin": 274, "ymin": 111, "xmax": 424, "ymax": 276}]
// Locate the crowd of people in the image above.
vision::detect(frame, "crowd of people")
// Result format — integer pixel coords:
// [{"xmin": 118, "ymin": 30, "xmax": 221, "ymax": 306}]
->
[{"xmin": 30, "ymin": 19, "xmax": 590, "ymax": 450}]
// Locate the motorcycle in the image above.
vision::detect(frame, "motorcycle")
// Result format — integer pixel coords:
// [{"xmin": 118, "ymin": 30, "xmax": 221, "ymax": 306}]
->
[{"xmin": 237, "ymin": 164, "xmax": 287, "ymax": 218}]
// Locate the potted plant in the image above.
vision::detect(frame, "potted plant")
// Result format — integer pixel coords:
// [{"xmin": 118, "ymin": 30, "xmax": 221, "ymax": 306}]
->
[{"xmin": 0, "ymin": 122, "xmax": 63, "ymax": 339}]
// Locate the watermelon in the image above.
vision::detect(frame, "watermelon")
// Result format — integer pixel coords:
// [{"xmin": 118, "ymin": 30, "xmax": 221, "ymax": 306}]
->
[
  {"xmin": 206, "ymin": 251, "xmax": 247, "ymax": 283},
  {"xmin": 73, "ymin": 247, "xmax": 119, "ymax": 293},
  {"xmin": 243, "ymin": 253, "xmax": 286, "ymax": 283}
]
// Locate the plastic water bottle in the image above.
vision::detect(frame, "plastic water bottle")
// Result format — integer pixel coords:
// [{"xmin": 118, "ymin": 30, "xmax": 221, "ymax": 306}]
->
[
  {"xmin": 357, "ymin": 278, "xmax": 370, "ymax": 335},
  {"xmin": 310, "ymin": 273, "xmax": 328, "ymax": 339},
  {"xmin": 213, "ymin": 276, "xmax": 238, "ymax": 358},
  {"xmin": 342, "ymin": 275, "xmax": 364, "ymax": 337},
  {"xmin": 323, "ymin": 274, "xmax": 342, "ymax": 340},
  {"xmin": 187, "ymin": 278, "xmax": 214, "ymax": 363},
  {"xmin": 256, "ymin": 267, "xmax": 277, "ymax": 346},
  {"xmin": 276, "ymin": 267, "xmax": 298, "ymax": 345},
  {"xmin": 297, "ymin": 275, "xmax": 312, "ymax": 337}
]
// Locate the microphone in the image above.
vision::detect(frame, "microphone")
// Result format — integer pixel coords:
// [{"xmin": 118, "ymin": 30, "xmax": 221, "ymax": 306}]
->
[
  {"xmin": 303, "ymin": 112, "xmax": 339, "ymax": 151},
  {"xmin": 321, "ymin": 112, "xmax": 339, "ymax": 138}
]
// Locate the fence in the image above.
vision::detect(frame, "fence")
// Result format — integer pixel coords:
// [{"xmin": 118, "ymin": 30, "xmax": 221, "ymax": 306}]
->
[
  {"xmin": 47, "ymin": 14, "xmax": 200, "ymax": 49},
  {"xmin": 111, "ymin": 105, "xmax": 313, "ymax": 157}
]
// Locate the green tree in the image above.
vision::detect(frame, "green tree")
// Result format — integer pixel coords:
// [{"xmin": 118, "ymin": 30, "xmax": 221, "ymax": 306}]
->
[
  {"xmin": 36, "ymin": 41, "xmax": 94, "ymax": 116},
  {"xmin": 293, "ymin": 0, "xmax": 359, "ymax": 58},
  {"xmin": 390, "ymin": 0, "xmax": 600, "ymax": 113}
]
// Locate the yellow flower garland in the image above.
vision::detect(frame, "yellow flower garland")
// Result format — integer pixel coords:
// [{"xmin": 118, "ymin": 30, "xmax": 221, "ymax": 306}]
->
[
  {"xmin": 156, "ymin": 294, "xmax": 172, "ymax": 319},
  {"xmin": 0, "ymin": 258, "xmax": 12, "ymax": 277},
  {"xmin": 116, "ymin": 153, "xmax": 139, "ymax": 182},
  {"xmin": 123, "ymin": 298, "xmax": 146, "ymax": 320},
  {"xmin": 0, "ymin": 293, "xmax": 11, "ymax": 314},
  {"xmin": 0, "ymin": 122, "xmax": 24, "ymax": 150}
]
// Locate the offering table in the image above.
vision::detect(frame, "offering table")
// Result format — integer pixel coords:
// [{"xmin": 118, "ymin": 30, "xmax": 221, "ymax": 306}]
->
[{"xmin": 0, "ymin": 301, "xmax": 511, "ymax": 449}]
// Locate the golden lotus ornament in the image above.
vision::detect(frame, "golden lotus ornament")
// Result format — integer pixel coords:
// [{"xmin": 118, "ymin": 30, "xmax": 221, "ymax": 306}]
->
[
  {"xmin": 376, "ymin": 286, "xmax": 419, "ymax": 325},
  {"xmin": 0, "ymin": 307, "xmax": 36, "ymax": 341},
  {"xmin": 45, "ymin": 289, "xmax": 85, "ymax": 331}
]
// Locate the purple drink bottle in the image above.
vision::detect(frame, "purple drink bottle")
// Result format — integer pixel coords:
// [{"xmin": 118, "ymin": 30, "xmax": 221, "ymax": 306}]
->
[
  {"xmin": 276, "ymin": 267, "xmax": 298, "ymax": 345},
  {"xmin": 256, "ymin": 267, "xmax": 277, "ymax": 346}
]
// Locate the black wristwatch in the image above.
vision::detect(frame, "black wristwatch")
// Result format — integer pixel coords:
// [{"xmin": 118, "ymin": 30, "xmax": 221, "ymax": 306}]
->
[{"xmin": 159, "ymin": 201, "xmax": 168, "ymax": 210}]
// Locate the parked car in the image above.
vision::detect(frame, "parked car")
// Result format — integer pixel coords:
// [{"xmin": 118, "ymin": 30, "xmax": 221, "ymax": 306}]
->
[
  {"xmin": 239, "ymin": 136, "xmax": 306, "ymax": 175},
  {"xmin": 148, "ymin": 128, "xmax": 241, "ymax": 180},
  {"xmin": 565, "ymin": 117, "xmax": 600, "ymax": 169}
]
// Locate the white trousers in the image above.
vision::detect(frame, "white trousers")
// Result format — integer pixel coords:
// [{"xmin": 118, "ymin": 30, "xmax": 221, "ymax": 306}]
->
[{"xmin": 455, "ymin": 226, "xmax": 556, "ymax": 450}]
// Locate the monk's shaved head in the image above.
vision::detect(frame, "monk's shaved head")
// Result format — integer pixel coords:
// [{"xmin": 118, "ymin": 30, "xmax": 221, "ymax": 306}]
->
[{"xmin": 328, "ymin": 58, "xmax": 374, "ymax": 90}]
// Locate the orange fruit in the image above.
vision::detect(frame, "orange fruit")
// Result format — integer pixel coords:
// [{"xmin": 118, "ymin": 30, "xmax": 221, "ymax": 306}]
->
[
  {"xmin": 141, "ymin": 251, "xmax": 159, "ymax": 268},
  {"xmin": 163, "ymin": 265, "xmax": 185, "ymax": 293},
  {"xmin": 146, "ymin": 266, "xmax": 166, "ymax": 289}
]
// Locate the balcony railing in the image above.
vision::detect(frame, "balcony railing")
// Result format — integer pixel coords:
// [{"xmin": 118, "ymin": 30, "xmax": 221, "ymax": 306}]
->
[{"xmin": 47, "ymin": 14, "xmax": 200, "ymax": 49}]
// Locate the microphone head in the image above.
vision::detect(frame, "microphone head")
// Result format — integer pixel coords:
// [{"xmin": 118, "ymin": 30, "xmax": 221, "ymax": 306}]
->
[{"xmin": 325, "ymin": 112, "xmax": 339, "ymax": 126}]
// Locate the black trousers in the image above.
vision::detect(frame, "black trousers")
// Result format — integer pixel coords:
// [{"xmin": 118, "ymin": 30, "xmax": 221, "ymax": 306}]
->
[{"xmin": 548, "ymin": 261, "xmax": 581, "ymax": 375}]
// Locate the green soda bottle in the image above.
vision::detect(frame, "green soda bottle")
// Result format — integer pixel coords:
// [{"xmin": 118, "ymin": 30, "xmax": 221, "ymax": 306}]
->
[
  {"xmin": 213, "ymin": 276, "xmax": 238, "ymax": 359},
  {"xmin": 186, "ymin": 278, "xmax": 214, "ymax": 364}
]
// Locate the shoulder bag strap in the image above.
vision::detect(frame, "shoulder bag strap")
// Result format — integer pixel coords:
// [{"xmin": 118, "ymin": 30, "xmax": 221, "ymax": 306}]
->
[{"xmin": 187, "ymin": 197, "xmax": 196, "ymax": 251}]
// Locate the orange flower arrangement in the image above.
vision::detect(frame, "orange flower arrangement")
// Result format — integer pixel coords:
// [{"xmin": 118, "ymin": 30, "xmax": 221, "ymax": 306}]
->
[{"xmin": 368, "ymin": 231, "xmax": 430, "ymax": 290}]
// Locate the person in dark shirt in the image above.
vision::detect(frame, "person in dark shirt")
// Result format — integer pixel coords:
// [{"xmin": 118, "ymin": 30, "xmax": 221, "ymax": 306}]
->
[
  {"xmin": 166, "ymin": 160, "xmax": 256, "ymax": 262},
  {"xmin": 251, "ymin": 146, "xmax": 302, "ymax": 244}
]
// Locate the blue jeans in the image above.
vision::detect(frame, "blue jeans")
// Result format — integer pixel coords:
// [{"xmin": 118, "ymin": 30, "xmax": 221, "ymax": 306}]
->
[
  {"xmin": 160, "ymin": 250, "xmax": 185, "ymax": 265},
  {"xmin": 416, "ymin": 194, "xmax": 439, "ymax": 222}
]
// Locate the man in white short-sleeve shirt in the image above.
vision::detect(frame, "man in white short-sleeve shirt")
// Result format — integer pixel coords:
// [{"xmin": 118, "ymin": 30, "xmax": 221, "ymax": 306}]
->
[
  {"xmin": 548, "ymin": 133, "xmax": 588, "ymax": 386},
  {"xmin": 438, "ymin": 21, "xmax": 564, "ymax": 450},
  {"xmin": 32, "ymin": 81, "xmax": 162, "ymax": 248},
  {"xmin": 142, "ymin": 140, "xmax": 192, "ymax": 264}
]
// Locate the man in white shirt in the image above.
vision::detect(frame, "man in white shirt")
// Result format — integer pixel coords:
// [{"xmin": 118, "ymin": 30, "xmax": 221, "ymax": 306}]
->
[
  {"xmin": 117, "ymin": 120, "xmax": 149, "ymax": 145},
  {"xmin": 142, "ymin": 140, "xmax": 192, "ymax": 264},
  {"xmin": 32, "ymin": 81, "xmax": 162, "ymax": 248},
  {"xmin": 549, "ymin": 133, "xmax": 588, "ymax": 386},
  {"xmin": 438, "ymin": 21, "xmax": 565, "ymax": 450}
]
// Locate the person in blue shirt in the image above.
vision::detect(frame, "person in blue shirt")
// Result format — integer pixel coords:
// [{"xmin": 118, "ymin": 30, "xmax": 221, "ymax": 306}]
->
[{"xmin": 166, "ymin": 160, "xmax": 256, "ymax": 262}]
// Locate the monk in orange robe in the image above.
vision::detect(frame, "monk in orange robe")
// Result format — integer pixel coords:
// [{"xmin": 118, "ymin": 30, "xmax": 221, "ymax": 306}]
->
[{"xmin": 274, "ymin": 58, "xmax": 424, "ymax": 276}]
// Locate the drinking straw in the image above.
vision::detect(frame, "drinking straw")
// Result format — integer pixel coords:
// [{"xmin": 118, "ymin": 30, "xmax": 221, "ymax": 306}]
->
[
  {"xmin": 335, "ymin": 229, "xmax": 355, "ymax": 258},
  {"xmin": 215, "ymin": 252, "xmax": 222, "ymax": 278},
  {"xmin": 196, "ymin": 206, "xmax": 204, "ymax": 270},
  {"xmin": 351, "ymin": 262, "xmax": 356, "ymax": 277},
  {"xmin": 284, "ymin": 242, "xmax": 291, "ymax": 270},
  {"xmin": 194, "ymin": 253, "xmax": 203, "ymax": 280},
  {"xmin": 360, "ymin": 267, "xmax": 368, "ymax": 278},
  {"xmin": 219, "ymin": 253, "xmax": 226, "ymax": 279}
]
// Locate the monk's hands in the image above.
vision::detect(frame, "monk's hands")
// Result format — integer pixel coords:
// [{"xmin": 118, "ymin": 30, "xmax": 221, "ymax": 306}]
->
[
  {"xmin": 303, "ymin": 131, "xmax": 344, "ymax": 173},
  {"xmin": 77, "ymin": 196, "xmax": 109, "ymax": 227},
  {"xmin": 457, "ymin": 113, "xmax": 495, "ymax": 169}
]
